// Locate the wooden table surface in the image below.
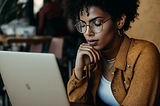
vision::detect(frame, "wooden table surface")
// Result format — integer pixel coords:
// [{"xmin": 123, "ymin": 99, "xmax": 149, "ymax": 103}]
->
[{"xmin": 0, "ymin": 34, "xmax": 71, "ymax": 44}]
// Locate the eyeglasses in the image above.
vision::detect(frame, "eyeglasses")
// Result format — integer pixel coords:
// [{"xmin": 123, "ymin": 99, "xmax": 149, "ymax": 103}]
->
[{"xmin": 75, "ymin": 17, "xmax": 112, "ymax": 34}]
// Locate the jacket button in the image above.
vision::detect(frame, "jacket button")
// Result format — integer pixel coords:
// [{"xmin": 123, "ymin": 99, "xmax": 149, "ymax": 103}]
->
[
  {"xmin": 126, "ymin": 64, "xmax": 130, "ymax": 68},
  {"xmin": 112, "ymin": 87, "xmax": 116, "ymax": 93},
  {"xmin": 71, "ymin": 81, "xmax": 77, "ymax": 85},
  {"xmin": 112, "ymin": 72, "xmax": 114, "ymax": 74},
  {"xmin": 71, "ymin": 81, "xmax": 74, "ymax": 85}
]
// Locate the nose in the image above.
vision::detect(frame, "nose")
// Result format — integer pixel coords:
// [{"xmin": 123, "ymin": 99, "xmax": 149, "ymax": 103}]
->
[{"xmin": 84, "ymin": 25, "xmax": 94, "ymax": 36}]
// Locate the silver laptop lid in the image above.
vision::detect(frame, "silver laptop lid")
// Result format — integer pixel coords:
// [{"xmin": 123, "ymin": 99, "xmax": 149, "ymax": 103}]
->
[{"xmin": 0, "ymin": 51, "xmax": 70, "ymax": 106}]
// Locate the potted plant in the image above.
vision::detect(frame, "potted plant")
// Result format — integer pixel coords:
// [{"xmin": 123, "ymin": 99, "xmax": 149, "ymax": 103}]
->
[{"xmin": 0, "ymin": 0, "xmax": 27, "ymax": 33}]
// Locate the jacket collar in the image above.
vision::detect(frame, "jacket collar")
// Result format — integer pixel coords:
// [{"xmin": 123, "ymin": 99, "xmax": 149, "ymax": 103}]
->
[{"xmin": 114, "ymin": 34, "xmax": 132, "ymax": 71}]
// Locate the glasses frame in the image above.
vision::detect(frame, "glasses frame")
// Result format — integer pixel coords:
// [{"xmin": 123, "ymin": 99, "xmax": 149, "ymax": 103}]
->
[{"xmin": 75, "ymin": 17, "xmax": 112, "ymax": 34}]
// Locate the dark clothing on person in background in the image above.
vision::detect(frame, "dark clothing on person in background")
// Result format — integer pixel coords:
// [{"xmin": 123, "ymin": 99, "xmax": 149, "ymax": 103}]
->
[{"xmin": 38, "ymin": 1, "xmax": 67, "ymax": 36}]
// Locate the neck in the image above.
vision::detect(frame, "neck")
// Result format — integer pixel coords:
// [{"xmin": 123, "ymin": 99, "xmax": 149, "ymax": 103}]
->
[
  {"xmin": 101, "ymin": 35, "xmax": 124, "ymax": 60},
  {"xmin": 103, "ymin": 34, "xmax": 120, "ymax": 51}
]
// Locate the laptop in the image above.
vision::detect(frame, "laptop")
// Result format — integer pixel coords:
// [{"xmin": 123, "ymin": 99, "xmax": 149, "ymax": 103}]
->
[{"xmin": 0, "ymin": 51, "xmax": 70, "ymax": 106}]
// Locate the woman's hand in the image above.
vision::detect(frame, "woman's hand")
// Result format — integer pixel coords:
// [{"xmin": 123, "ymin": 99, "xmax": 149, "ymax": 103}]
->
[{"xmin": 75, "ymin": 43, "xmax": 101, "ymax": 80}]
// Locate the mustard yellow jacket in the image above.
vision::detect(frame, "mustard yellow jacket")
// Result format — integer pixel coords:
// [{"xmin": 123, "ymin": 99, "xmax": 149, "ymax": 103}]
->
[{"xmin": 67, "ymin": 35, "xmax": 160, "ymax": 106}]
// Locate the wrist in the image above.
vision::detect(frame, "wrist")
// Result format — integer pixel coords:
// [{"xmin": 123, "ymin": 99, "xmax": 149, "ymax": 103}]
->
[{"xmin": 74, "ymin": 67, "xmax": 83, "ymax": 80}]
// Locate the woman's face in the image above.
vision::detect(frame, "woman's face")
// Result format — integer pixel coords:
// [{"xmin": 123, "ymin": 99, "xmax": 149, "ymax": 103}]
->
[{"xmin": 79, "ymin": 6, "xmax": 120, "ymax": 50}]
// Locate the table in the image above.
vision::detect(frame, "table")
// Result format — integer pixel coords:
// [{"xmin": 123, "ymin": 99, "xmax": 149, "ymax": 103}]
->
[
  {"xmin": 7, "ymin": 36, "xmax": 53, "ymax": 45},
  {"xmin": 0, "ymin": 35, "xmax": 51, "ymax": 43},
  {"xmin": 0, "ymin": 34, "xmax": 71, "ymax": 44}
]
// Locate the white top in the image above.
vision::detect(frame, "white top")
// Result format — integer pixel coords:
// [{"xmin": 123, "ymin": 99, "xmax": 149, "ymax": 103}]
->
[{"xmin": 98, "ymin": 75, "xmax": 120, "ymax": 106}]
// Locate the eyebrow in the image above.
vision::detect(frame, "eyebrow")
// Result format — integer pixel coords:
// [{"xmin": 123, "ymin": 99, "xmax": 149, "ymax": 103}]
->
[{"xmin": 80, "ymin": 16, "xmax": 104, "ymax": 23}]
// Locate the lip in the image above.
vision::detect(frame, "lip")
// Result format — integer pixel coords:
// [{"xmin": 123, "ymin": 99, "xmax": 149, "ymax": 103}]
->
[{"xmin": 87, "ymin": 39, "xmax": 99, "ymax": 46}]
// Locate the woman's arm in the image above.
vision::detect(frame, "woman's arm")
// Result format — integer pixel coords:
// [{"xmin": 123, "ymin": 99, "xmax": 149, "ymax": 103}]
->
[
  {"xmin": 75, "ymin": 43, "xmax": 101, "ymax": 79},
  {"xmin": 122, "ymin": 42, "xmax": 160, "ymax": 106},
  {"xmin": 67, "ymin": 43, "xmax": 101, "ymax": 103},
  {"xmin": 67, "ymin": 68, "xmax": 90, "ymax": 103}
]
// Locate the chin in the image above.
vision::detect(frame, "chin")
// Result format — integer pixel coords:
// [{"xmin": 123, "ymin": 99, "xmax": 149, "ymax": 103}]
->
[{"xmin": 93, "ymin": 45, "xmax": 102, "ymax": 51}]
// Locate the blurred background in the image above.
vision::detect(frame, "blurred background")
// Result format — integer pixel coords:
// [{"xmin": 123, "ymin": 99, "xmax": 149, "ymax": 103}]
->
[
  {"xmin": 0, "ymin": 0, "xmax": 160, "ymax": 105},
  {"xmin": 0, "ymin": 0, "xmax": 85, "ymax": 105},
  {"xmin": 126, "ymin": 0, "xmax": 160, "ymax": 51}
]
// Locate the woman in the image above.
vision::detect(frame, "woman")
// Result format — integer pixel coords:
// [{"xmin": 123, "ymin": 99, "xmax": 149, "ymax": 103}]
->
[{"xmin": 62, "ymin": 0, "xmax": 160, "ymax": 105}]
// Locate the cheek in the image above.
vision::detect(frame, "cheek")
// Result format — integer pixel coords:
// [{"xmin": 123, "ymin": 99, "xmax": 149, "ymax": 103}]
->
[
  {"xmin": 102, "ymin": 22, "xmax": 117, "ymax": 37},
  {"xmin": 97, "ymin": 24, "xmax": 118, "ymax": 48},
  {"xmin": 101, "ymin": 25, "xmax": 117, "ymax": 41},
  {"xmin": 83, "ymin": 34, "xmax": 88, "ymax": 41}
]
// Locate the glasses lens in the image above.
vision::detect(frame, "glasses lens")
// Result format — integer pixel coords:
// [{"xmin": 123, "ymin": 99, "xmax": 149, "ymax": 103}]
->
[
  {"xmin": 75, "ymin": 21, "xmax": 86, "ymax": 33},
  {"xmin": 90, "ymin": 20, "xmax": 102, "ymax": 33}
]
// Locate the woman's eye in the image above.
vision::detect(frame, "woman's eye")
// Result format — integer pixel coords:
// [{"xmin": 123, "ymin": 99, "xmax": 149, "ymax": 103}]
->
[{"xmin": 94, "ymin": 20, "xmax": 102, "ymax": 26}]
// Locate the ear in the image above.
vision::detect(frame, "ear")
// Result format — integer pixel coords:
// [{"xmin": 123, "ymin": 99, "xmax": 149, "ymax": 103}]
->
[{"xmin": 117, "ymin": 14, "xmax": 126, "ymax": 29}]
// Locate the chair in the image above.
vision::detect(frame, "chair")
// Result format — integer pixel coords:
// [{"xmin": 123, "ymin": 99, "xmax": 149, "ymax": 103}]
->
[
  {"xmin": 48, "ymin": 37, "xmax": 69, "ymax": 86},
  {"xmin": 29, "ymin": 43, "xmax": 43, "ymax": 52},
  {"xmin": 48, "ymin": 37, "xmax": 64, "ymax": 59}
]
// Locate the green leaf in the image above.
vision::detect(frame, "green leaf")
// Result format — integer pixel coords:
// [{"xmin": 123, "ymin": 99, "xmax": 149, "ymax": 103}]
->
[
  {"xmin": 0, "ymin": 0, "xmax": 5, "ymax": 7},
  {"xmin": 0, "ymin": 0, "xmax": 8, "ymax": 15},
  {"xmin": 2, "ymin": 0, "xmax": 17, "ymax": 12},
  {"xmin": 0, "ymin": 0, "xmax": 27, "ymax": 25},
  {"xmin": 4, "ymin": 3, "xmax": 26, "ymax": 23},
  {"xmin": 4, "ymin": 4, "xmax": 23, "ymax": 19}
]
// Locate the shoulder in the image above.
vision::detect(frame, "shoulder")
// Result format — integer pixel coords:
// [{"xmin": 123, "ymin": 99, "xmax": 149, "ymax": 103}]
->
[
  {"xmin": 129, "ymin": 38, "xmax": 159, "ymax": 56},
  {"xmin": 127, "ymin": 37, "xmax": 160, "ymax": 70}
]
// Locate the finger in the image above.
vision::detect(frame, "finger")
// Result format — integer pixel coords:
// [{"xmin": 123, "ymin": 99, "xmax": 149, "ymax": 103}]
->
[
  {"xmin": 80, "ymin": 44, "xmax": 101, "ymax": 61},
  {"xmin": 78, "ymin": 49, "xmax": 94, "ymax": 63},
  {"xmin": 79, "ymin": 47, "xmax": 97, "ymax": 63},
  {"xmin": 79, "ymin": 47, "xmax": 98, "ymax": 63},
  {"xmin": 80, "ymin": 43, "xmax": 101, "ymax": 59}
]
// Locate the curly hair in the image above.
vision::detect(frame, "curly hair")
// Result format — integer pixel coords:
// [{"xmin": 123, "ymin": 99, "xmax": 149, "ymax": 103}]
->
[{"xmin": 62, "ymin": 0, "xmax": 139, "ymax": 31}]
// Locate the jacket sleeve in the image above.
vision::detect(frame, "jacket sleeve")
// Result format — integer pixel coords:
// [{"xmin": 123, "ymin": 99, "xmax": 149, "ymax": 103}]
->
[
  {"xmin": 67, "ymin": 66, "xmax": 91, "ymax": 104},
  {"xmin": 121, "ymin": 42, "xmax": 160, "ymax": 106}
]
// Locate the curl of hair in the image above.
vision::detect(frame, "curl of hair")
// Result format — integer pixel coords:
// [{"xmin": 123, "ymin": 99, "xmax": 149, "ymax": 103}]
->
[{"xmin": 62, "ymin": 0, "xmax": 139, "ymax": 30}]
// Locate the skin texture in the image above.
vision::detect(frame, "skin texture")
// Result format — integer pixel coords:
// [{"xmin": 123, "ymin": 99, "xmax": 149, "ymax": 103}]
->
[{"xmin": 74, "ymin": 6, "xmax": 126, "ymax": 80}]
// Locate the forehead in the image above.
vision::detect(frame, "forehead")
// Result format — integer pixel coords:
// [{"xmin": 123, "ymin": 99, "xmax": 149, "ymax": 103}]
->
[{"xmin": 79, "ymin": 6, "xmax": 110, "ymax": 21}]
